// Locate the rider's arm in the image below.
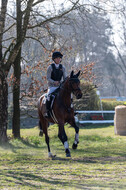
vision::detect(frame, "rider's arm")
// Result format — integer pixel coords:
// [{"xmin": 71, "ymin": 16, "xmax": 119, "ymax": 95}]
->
[
  {"xmin": 62, "ymin": 65, "xmax": 67, "ymax": 80},
  {"xmin": 47, "ymin": 65, "xmax": 55, "ymax": 84}
]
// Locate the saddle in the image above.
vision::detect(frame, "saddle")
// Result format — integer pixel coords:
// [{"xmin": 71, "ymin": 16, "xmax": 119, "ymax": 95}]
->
[
  {"xmin": 48, "ymin": 87, "xmax": 60, "ymax": 106},
  {"xmin": 42, "ymin": 87, "xmax": 60, "ymax": 118}
]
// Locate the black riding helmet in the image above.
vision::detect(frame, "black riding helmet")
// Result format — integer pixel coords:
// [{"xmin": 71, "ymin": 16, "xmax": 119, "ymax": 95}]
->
[{"xmin": 52, "ymin": 51, "xmax": 63, "ymax": 60}]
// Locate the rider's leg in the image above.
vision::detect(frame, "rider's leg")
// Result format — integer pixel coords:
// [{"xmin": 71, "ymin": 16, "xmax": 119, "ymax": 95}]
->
[
  {"xmin": 45, "ymin": 87, "xmax": 58, "ymax": 118},
  {"xmin": 46, "ymin": 98, "xmax": 51, "ymax": 117},
  {"xmin": 44, "ymin": 95, "xmax": 51, "ymax": 118}
]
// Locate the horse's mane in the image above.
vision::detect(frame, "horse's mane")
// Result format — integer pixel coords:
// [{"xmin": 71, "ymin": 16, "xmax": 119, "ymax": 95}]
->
[
  {"xmin": 52, "ymin": 75, "xmax": 80, "ymax": 96},
  {"xmin": 60, "ymin": 77, "xmax": 69, "ymax": 88},
  {"xmin": 59, "ymin": 75, "xmax": 80, "ymax": 90}
]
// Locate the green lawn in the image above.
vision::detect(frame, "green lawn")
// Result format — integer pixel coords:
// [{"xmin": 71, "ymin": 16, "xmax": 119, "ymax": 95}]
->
[{"xmin": 0, "ymin": 124, "xmax": 126, "ymax": 189}]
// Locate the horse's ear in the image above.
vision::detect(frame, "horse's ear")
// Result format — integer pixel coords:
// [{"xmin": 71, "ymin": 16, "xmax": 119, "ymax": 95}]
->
[
  {"xmin": 76, "ymin": 71, "xmax": 80, "ymax": 78},
  {"xmin": 70, "ymin": 70, "xmax": 74, "ymax": 78}
]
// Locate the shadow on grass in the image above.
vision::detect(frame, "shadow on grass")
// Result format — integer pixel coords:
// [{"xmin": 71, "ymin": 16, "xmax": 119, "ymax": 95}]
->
[
  {"xmin": 70, "ymin": 145, "xmax": 126, "ymax": 164},
  {"xmin": 1, "ymin": 131, "xmax": 126, "ymax": 166},
  {"xmin": 71, "ymin": 154, "xmax": 126, "ymax": 165},
  {"xmin": 51, "ymin": 156, "xmax": 98, "ymax": 163},
  {"xmin": 78, "ymin": 123, "xmax": 113, "ymax": 129},
  {"xmin": 1, "ymin": 167, "xmax": 126, "ymax": 190},
  {"xmin": 0, "ymin": 137, "xmax": 43, "ymax": 154},
  {"xmin": 20, "ymin": 137, "xmax": 43, "ymax": 148},
  {"xmin": 0, "ymin": 141, "xmax": 18, "ymax": 153},
  {"xmin": 0, "ymin": 168, "xmax": 76, "ymax": 189}
]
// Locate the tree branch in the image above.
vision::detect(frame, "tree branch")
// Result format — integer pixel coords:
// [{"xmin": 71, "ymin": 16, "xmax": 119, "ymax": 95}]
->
[
  {"xmin": 0, "ymin": 0, "xmax": 8, "ymax": 61},
  {"xmin": 114, "ymin": 43, "xmax": 126, "ymax": 71},
  {"xmin": 2, "ymin": 23, "xmax": 16, "ymax": 35},
  {"xmin": 22, "ymin": 0, "xmax": 34, "ymax": 40},
  {"xmin": 32, "ymin": 0, "xmax": 46, "ymax": 7},
  {"xmin": 27, "ymin": 0, "xmax": 80, "ymax": 29},
  {"xmin": 25, "ymin": 36, "xmax": 47, "ymax": 49}
]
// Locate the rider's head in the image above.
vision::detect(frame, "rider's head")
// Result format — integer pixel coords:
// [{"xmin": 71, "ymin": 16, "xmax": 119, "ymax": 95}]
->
[{"xmin": 52, "ymin": 51, "xmax": 63, "ymax": 64}]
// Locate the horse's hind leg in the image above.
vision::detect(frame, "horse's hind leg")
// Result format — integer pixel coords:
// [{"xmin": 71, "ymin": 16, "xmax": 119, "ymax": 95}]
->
[
  {"xmin": 44, "ymin": 129, "xmax": 56, "ymax": 157},
  {"xmin": 39, "ymin": 120, "xmax": 43, "ymax": 136},
  {"xmin": 43, "ymin": 122, "xmax": 51, "ymax": 156},
  {"xmin": 39, "ymin": 116, "xmax": 53, "ymax": 157}
]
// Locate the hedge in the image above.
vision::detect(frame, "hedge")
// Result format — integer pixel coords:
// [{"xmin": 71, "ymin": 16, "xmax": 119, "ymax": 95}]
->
[
  {"xmin": 101, "ymin": 100, "xmax": 126, "ymax": 110},
  {"xmin": 74, "ymin": 80, "xmax": 126, "ymax": 111},
  {"xmin": 74, "ymin": 80, "xmax": 100, "ymax": 110}
]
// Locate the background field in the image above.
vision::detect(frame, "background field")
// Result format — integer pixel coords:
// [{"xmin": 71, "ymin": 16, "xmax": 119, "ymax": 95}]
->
[{"xmin": 1, "ymin": 124, "xmax": 126, "ymax": 189}]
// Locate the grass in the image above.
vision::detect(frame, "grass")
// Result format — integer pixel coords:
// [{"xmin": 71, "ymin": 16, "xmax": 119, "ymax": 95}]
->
[{"xmin": 0, "ymin": 124, "xmax": 126, "ymax": 189}]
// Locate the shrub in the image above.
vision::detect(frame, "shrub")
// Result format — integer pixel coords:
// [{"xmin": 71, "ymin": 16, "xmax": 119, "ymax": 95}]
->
[
  {"xmin": 74, "ymin": 80, "xmax": 100, "ymax": 110},
  {"xmin": 102, "ymin": 100, "xmax": 125, "ymax": 110}
]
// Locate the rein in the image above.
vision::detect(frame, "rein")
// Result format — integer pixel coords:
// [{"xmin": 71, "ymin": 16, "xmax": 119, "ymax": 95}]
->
[
  {"xmin": 59, "ymin": 77, "xmax": 80, "ymax": 91},
  {"xmin": 57, "ymin": 77, "xmax": 79, "ymax": 112},
  {"xmin": 51, "ymin": 76, "xmax": 80, "ymax": 114}
]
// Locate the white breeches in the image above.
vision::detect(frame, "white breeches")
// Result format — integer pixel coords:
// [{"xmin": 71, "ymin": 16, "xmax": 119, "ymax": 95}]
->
[
  {"xmin": 47, "ymin": 87, "xmax": 73, "ymax": 103},
  {"xmin": 47, "ymin": 87, "xmax": 58, "ymax": 95}
]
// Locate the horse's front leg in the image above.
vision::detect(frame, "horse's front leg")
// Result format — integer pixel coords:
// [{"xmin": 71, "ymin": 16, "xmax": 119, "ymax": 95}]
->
[
  {"xmin": 58, "ymin": 123, "xmax": 71, "ymax": 157},
  {"xmin": 72, "ymin": 131, "xmax": 79, "ymax": 149},
  {"xmin": 69, "ymin": 119, "xmax": 79, "ymax": 149}
]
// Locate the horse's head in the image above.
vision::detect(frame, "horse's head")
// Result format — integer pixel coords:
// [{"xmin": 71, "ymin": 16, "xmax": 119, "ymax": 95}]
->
[{"xmin": 69, "ymin": 71, "xmax": 82, "ymax": 99}]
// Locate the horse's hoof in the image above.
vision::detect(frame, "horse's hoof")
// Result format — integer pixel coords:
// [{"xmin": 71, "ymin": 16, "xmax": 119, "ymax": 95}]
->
[
  {"xmin": 66, "ymin": 153, "xmax": 71, "ymax": 157},
  {"xmin": 48, "ymin": 152, "xmax": 56, "ymax": 158},
  {"xmin": 51, "ymin": 154, "xmax": 56, "ymax": 159},
  {"xmin": 72, "ymin": 143, "xmax": 78, "ymax": 149},
  {"xmin": 65, "ymin": 149, "xmax": 71, "ymax": 157},
  {"xmin": 39, "ymin": 131, "xmax": 43, "ymax": 137}
]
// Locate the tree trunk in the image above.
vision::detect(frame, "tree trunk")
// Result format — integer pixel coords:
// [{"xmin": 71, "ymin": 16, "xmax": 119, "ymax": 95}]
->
[
  {"xmin": 12, "ymin": 49, "xmax": 21, "ymax": 138},
  {"xmin": 12, "ymin": 0, "xmax": 22, "ymax": 138},
  {"xmin": 0, "ymin": 68, "xmax": 8, "ymax": 143}
]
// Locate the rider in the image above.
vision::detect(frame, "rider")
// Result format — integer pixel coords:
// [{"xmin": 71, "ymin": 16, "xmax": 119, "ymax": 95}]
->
[{"xmin": 45, "ymin": 51, "xmax": 67, "ymax": 118}]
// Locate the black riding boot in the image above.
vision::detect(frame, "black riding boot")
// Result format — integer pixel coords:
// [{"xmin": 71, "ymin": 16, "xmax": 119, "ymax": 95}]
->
[{"xmin": 45, "ymin": 100, "xmax": 51, "ymax": 118}]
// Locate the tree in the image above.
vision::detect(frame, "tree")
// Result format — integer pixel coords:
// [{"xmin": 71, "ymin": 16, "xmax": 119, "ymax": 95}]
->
[
  {"xmin": 0, "ymin": 0, "xmax": 81, "ymax": 142},
  {"xmin": 56, "ymin": 9, "xmax": 114, "ymax": 94},
  {"xmin": 109, "ymin": 0, "xmax": 126, "ymax": 96},
  {"xmin": 0, "ymin": 0, "xmax": 10, "ymax": 142}
]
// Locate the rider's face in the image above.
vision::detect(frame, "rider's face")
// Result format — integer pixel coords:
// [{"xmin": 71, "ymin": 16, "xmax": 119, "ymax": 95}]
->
[{"xmin": 54, "ymin": 57, "xmax": 62, "ymax": 64}]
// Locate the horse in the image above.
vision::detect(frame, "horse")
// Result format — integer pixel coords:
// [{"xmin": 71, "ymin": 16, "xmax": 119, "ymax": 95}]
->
[{"xmin": 37, "ymin": 70, "xmax": 82, "ymax": 157}]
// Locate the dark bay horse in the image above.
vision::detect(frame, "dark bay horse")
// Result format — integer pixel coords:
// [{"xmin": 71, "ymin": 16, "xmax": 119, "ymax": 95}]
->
[{"xmin": 38, "ymin": 71, "xmax": 82, "ymax": 157}]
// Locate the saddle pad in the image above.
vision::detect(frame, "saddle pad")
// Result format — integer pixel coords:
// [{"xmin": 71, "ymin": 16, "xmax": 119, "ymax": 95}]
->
[{"xmin": 42, "ymin": 94, "xmax": 47, "ymax": 104}]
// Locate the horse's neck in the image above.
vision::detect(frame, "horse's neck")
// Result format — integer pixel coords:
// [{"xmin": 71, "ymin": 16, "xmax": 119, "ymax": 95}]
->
[{"xmin": 59, "ymin": 82, "xmax": 71, "ymax": 107}]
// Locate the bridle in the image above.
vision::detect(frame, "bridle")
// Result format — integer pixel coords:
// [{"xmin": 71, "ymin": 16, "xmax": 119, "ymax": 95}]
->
[
  {"xmin": 59, "ymin": 77, "xmax": 81, "ymax": 95},
  {"xmin": 69, "ymin": 78, "xmax": 81, "ymax": 93}
]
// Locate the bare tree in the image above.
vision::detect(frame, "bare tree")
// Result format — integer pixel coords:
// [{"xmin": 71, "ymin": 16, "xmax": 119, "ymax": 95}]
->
[
  {"xmin": 0, "ymin": 0, "xmax": 82, "ymax": 141},
  {"xmin": 1, "ymin": 0, "xmax": 124, "ymax": 142}
]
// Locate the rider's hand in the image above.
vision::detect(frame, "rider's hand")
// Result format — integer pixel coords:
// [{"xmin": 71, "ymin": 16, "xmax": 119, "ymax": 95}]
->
[{"xmin": 54, "ymin": 81, "xmax": 60, "ymax": 85}]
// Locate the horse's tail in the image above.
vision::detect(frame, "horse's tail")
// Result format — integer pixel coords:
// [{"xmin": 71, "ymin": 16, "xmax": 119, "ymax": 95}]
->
[{"xmin": 39, "ymin": 120, "xmax": 43, "ymax": 137}]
